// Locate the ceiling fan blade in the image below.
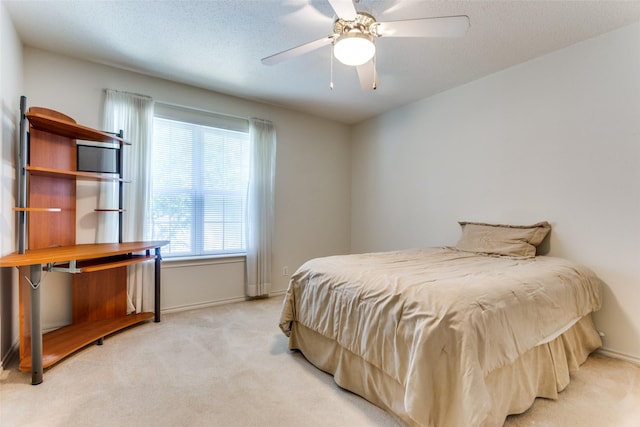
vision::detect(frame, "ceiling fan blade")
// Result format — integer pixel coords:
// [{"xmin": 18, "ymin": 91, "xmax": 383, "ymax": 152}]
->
[
  {"xmin": 261, "ymin": 36, "xmax": 333, "ymax": 66},
  {"xmin": 356, "ymin": 59, "xmax": 378, "ymax": 91},
  {"xmin": 377, "ymin": 15, "xmax": 470, "ymax": 38},
  {"xmin": 327, "ymin": 0, "xmax": 357, "ymax": 21}
]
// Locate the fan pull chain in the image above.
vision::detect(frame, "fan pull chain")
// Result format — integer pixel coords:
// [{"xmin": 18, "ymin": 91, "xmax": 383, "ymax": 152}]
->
[
  {"xmin": 373, "ymin": 54, "xmax": 377, "ymax": 90},
  {"xmin": 330, "ymin": 42, "xmax": 334, "ymax": 90}
]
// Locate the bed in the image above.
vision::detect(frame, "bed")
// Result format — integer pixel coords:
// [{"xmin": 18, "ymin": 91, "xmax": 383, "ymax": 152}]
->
[{"xmin": 278, "ymin": 222, "xmax": 604, "ymax": 427}]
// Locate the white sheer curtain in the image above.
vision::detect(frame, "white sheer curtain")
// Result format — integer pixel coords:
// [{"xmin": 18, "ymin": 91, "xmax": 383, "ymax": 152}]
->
[
  {"xmin": 245, "ymin": 118, "xmax": 276, "ymax": 297},
  {"xmin": 101, "ymin": 89, "xmax": 154, "ymax": 313}
]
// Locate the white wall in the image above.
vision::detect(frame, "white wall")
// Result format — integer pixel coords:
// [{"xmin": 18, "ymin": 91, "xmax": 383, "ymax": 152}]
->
[
  {"xmin": 0, "ymin": 1, "xmax": 23, "ymax": 369},
  {"xmin": 17, "ymin": 47, "xmax": 351, "ymax": 326},
  {"xmin": 351, "ymin": 23, "xmax": 640, "ymax": 362}
]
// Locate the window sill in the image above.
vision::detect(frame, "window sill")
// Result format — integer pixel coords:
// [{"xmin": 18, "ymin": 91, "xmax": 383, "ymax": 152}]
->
[{"xmin": 162, "ymin": 253, "xmax": 246, "ymax": 268}]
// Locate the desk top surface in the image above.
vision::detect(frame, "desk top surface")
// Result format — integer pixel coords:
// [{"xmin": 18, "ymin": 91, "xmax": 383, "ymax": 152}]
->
[{"xmin": 0, "ymin": 241, "xmax": 169, "ymax": 267}]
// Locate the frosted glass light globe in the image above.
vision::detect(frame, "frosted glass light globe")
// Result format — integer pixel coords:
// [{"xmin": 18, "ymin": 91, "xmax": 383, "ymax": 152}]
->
[{"xmin": 334, "ymin": 31, "xmax": 375, "ymax": 66}]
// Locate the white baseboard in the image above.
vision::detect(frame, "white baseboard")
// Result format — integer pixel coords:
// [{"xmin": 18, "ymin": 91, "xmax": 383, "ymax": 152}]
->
[
  {"xmin": 162, "ymin": 292, "xmax": 286, "ymax": 315},
  {"xmin": 597, "ymin": 347, "xmax": 640, "ymax": 366},
  {"xmin": 161, "ymin": 296, "xmax": 248, "ymax": 314},
  {"xmin": 1, "ymin": 340, "xmax": 19, "ymax": 374}
]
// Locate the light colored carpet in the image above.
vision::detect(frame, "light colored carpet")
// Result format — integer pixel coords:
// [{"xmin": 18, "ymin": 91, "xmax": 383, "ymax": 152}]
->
[{"xmin": 0, "ymin": 297, "xmax": 638, "ymax": 427}]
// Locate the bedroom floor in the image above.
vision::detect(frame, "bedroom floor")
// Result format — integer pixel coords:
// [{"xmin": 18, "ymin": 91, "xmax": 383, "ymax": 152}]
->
[{"xmin": 1, "ymin": 297, "xmax": 639, "ymax": 427}]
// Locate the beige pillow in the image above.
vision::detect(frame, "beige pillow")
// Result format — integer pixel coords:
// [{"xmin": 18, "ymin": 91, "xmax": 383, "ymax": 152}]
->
[{"xmin": 456, "ymin": 221, "xmax": 551, "ymax": 258}]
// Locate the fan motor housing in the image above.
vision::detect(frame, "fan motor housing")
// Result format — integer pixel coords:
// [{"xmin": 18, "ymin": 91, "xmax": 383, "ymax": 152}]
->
[{"xmin": 333, "ymin": 12, "xmax": 378, "ymax": 37}]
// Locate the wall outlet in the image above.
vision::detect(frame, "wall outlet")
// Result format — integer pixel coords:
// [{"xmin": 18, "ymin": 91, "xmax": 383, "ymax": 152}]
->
[{"xmin": 282, "ymin": 266, "xmax": 289, "ymax": 276}]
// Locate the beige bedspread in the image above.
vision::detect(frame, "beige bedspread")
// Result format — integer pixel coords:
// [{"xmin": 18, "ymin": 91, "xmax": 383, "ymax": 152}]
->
[{"xmin": 279, "ymin": 247, "xmax": 603, "ymax": 426}]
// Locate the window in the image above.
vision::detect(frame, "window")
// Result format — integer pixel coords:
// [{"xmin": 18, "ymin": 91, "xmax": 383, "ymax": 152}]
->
[{"xmin": 149, "ymin": 105, "xmax": 249, "ymax": 258}]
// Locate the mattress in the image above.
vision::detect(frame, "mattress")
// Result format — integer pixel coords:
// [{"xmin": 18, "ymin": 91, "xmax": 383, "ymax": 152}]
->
[{"xmin": 279, "ymin": 247, "xmax": 604, "ymax": 426}]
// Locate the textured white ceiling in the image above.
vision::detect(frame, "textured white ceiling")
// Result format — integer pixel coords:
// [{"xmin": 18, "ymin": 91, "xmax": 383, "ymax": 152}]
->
[{"xmin": 4, "ymin": 0, "xmax": 640, "ymax": 124}]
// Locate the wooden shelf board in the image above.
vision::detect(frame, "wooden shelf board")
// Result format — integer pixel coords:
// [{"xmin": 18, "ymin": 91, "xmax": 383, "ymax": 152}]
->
[
  {"xmin": 48, "ymin": 255, "xmax": 156, "ymax": 273},
  {"xmin": 25, "ymin": 165, "xmax": 127, "ymax": 182},
  {"xmin": 13, "ymin": 207, "xmax": 62, "ymax": 212},
  {"xmin": 80, "ymin": 255, "xmax": 157, "ymax": 273},
  {"xmin": 19, "ymin": 313, "xmax": 154, "ymax": 371},
  {"xmin": 26, "ymin": 112, "xmax": 130, "ymax": 145},
  {"xmin": 0, "ymin": 241, "xmax": 169, "ymax": 267}
]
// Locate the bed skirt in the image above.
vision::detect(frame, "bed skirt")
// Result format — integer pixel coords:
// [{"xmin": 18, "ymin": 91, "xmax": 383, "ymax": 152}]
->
[{"xmin": 288, "ymin": 314, "xmax": 602, "ymax": 427}]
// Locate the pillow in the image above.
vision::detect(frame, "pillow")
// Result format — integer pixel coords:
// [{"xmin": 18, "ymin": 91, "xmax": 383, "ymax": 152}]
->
[{"xmin": 456, "ymin": 221, "xmax": 551, "ymax": 258}]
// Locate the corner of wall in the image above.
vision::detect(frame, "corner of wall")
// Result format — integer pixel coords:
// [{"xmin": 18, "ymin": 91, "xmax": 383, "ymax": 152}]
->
[{"xmin": 0, "ymin": 0, "xmax": 24, "ymax": 372}]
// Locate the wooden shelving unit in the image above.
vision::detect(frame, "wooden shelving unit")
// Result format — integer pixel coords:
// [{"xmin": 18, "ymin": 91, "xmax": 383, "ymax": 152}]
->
[{"xmin": 0, "ymin": 97, "xmax": 168, "ymax": 384}]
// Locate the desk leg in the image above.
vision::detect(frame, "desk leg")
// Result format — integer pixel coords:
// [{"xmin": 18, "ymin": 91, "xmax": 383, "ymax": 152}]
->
[
  {"xmin": 29, "ymin": 264, "xmax": 43, "ymax": 385},
  {"xmin": 154, "ymin": 247, "xmax": 161, "ymax": 323}
]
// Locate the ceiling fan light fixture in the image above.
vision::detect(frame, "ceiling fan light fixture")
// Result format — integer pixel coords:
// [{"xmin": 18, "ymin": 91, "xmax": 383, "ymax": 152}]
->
[{"xmin": 333, "ymin": 30, "xmax": 375, "ymax": 66}]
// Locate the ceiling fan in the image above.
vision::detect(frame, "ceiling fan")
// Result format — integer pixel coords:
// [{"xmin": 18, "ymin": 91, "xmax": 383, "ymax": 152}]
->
[{"xmin": 261, "ymin": 0, "xmax": 470, "ymax": 90}]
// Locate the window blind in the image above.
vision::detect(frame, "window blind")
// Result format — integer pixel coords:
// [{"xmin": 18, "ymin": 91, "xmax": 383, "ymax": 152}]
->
[{"xmin": 149, "ymin": 110, "xmax": 249, "ymax": 258}]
